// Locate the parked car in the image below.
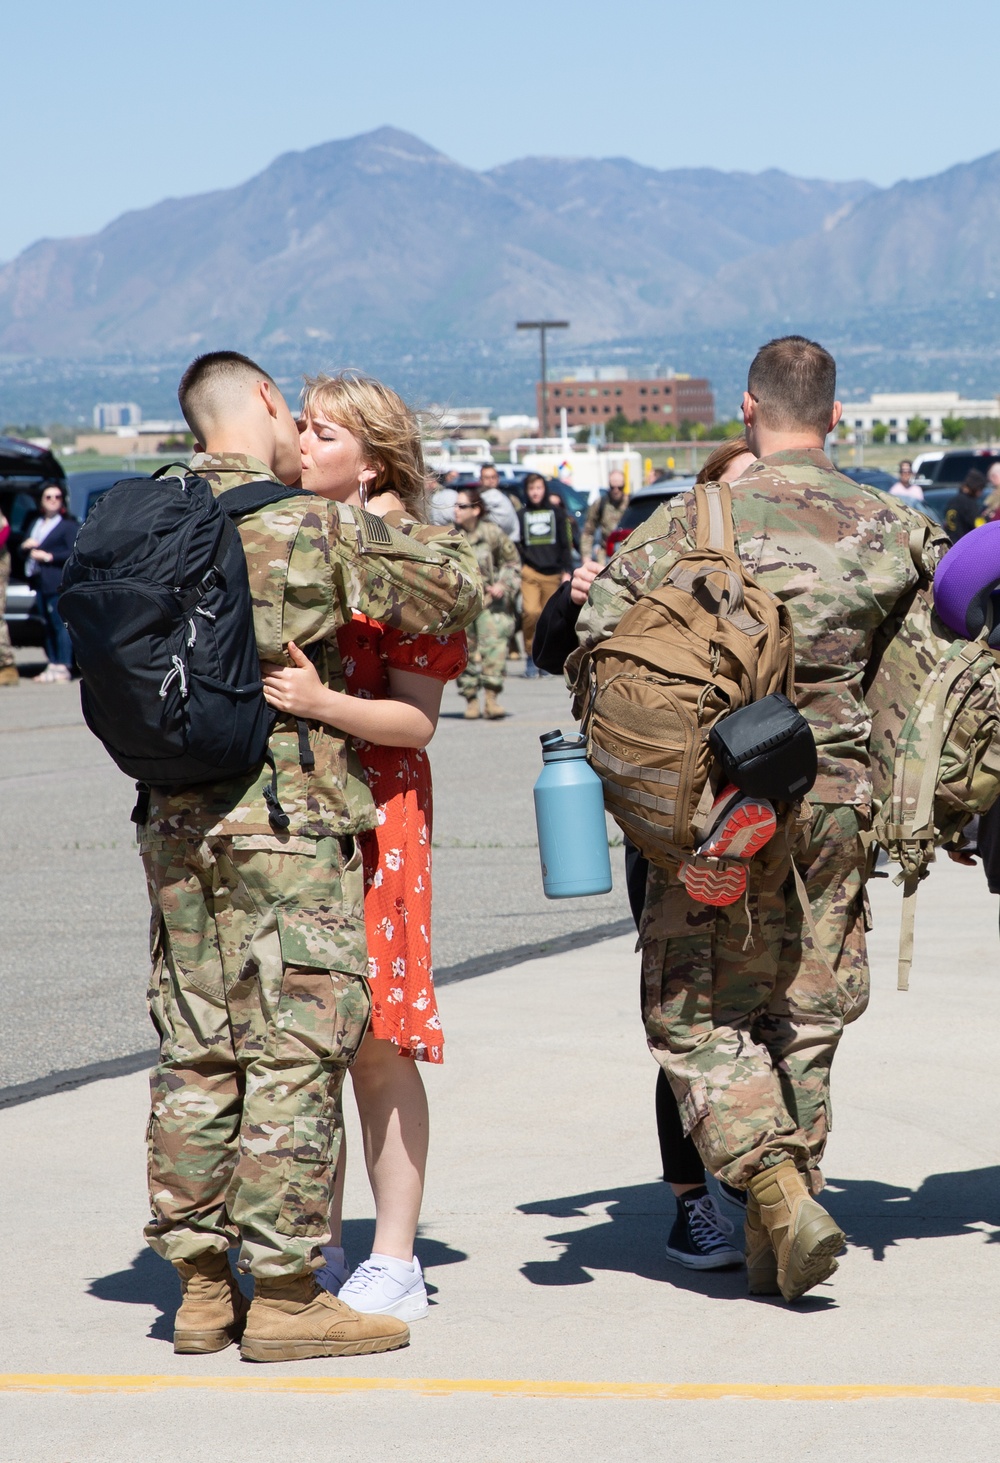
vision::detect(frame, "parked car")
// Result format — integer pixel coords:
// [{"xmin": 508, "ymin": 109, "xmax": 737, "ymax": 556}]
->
[
  {"xmin": 66, "ymin": 469, "xmax": 124, "ymax": 522},
  {"xmin": 605, "ymin": 478, "xmax": 696, "ymax": 556},
  {"xmin": 1, "ymin": 437, "xmax": 67, "ymax": 647},
  {"xmin": 837, "ymin": 466, "xmax": 898, "ymax": 493},
  {"xmin": 913, "ymin": 448, "xmax": 1000, "ymax": 489}
]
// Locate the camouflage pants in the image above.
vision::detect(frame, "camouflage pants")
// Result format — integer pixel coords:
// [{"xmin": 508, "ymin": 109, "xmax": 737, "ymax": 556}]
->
[
  {"xmin": 0, "ymin": 552, "xmax": 14, "ymax": 669},
  {"xmin": 458, "ymin": 607, "xmax": 514, "ymax": 696},
  {"xmin": 141, "ymin": 831, "xmax": 370, "ymax": 1277},
  {"xmin": 640, "ymin": 803, "xmax": 869, "ymax": 1191}
]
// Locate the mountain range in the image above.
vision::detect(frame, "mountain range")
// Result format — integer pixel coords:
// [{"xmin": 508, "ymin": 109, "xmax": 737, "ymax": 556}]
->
[{"xmin": 2, "ymin": 127, "xmax": 999, "ymax": 414}]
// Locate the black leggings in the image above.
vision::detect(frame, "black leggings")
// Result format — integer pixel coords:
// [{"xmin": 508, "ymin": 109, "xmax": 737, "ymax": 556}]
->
[{"xmin": 624, "ymin": 839, "xmax": 705, "ymax": 1186}]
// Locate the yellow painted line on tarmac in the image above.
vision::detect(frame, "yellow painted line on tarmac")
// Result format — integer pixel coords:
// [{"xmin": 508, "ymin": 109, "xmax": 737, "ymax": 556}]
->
[{"xmin": 0, "ymin": 1375, "xmax": 998, "ymax": 1403}]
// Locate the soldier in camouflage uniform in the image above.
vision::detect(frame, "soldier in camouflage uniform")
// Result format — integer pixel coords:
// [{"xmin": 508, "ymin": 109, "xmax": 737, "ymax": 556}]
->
[
  {"xmin": 454, "ymin": 485, "xmax": 520, "ymax": 719},
  {"xmin": 0, "ymin": 509, "xmax": 19, "ymax": 685},
  {"xmin": 570, "ymin": 336, "xmax": 933, "ymax": 1301},
  {"xmin": 580, "ymin": 471, "xmax": 626, "ymax": 560},
  {"xmin": 140, "ymin": 352, "xmax": 482, "ymax": 1361}
]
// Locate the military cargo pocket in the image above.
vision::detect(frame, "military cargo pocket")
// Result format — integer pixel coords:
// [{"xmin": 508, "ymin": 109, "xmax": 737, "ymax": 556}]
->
[
  {"xmin": 269, "ymin": 967, "xmax": 371, "ymax": 1069},
  {"xmin": 271, "ymin": 836, "xmax": 367, "ymax": 978},
  {"xmin": 676, "ymin": 1076, "xmax": 747, "ymax": 1171},
  {"xmin": 677, "ymin": 1079, "xmax": 711, "ymax": 1139},
  {"xmin": 274, "ymin": 1108, "xmax": 342, "ymax": 1237}
]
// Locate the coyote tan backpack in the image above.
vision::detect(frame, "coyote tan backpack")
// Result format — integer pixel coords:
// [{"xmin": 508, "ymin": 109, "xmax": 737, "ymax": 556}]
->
[
  {"xmin": 865, "ymin": 521, "xmax": 1000, "ymax": 988},
  {"xmin": 573, "ymin": 480, "xmax": 797, "ymax": 869}
]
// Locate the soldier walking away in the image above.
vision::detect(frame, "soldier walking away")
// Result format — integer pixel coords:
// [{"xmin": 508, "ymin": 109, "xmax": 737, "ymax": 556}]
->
[
  {"xmin": 580, "ymin": 470, "xmax": 626, "ymax": 561},
  {"xmin": 570, "ymin": 336, "xmax": 931, "ymax": 1302},
  {"xmin": 138, "ymin": 352, "xmax": 481, "ymax": 1362},
  {"xmin": 454, "ymin": 486, "xmax": 520, "ymax": 719},
  {"xmin": 0, "ymin": 508, "xmax": 18, "ymax": 685}
]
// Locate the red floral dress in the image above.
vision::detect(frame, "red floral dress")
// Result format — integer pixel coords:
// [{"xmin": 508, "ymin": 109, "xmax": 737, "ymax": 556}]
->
[{"xmin": 337, "ymin": 613, "xmax": 467, "ymax": 1063}]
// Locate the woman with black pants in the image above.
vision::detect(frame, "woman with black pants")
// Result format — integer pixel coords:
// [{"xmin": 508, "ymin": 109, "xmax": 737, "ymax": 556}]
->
[
  {"xmin": 533, "ymin": 442, "xmax": 757, "ymax": 1269},
  {"xmin": 534, "ymin": 582, "xmax": 742, "ymax": 1267},
  {"xmin": 22, "ymin": 482, "xmax": 79, "ymax": 683}
]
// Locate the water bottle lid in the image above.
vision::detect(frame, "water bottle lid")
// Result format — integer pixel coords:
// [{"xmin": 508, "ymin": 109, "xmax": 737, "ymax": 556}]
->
[{"xmin": 540, "ymin": 728, "xmax": 587, "ymax": 759}]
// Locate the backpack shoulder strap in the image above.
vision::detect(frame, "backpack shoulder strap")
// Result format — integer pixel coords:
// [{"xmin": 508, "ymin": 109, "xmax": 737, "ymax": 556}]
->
[
  {"xmin": 693, "ymin": 480, "xmax": 736, "ymax": 555},
  {"xmin": 218, "ymin": 481, "xmax": 306, "ymax": 518},
  {"xmin": 150, "ymin": 461, "xmax": 192, "ymax": 481}
]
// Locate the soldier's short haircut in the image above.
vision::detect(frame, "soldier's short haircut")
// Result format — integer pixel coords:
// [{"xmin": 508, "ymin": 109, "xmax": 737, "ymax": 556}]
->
[
  {"xmin": 747, "ymin": 335, "xmax": 836, "ymax": 436},
  {"xmin": 178, "ymin": 351, "xmax": 276, "ymax": 437}
]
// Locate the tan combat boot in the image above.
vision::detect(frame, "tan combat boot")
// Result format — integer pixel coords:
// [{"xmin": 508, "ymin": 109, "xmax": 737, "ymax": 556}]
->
[
  {"xmin": 240, "ymin": 1271, "xmax": 410, "ymax": 1362},
  {"xmin": 746, "ymin": 1160, "xmax": 844, "ymax": 1302},
  {"xmin": 744, "ymin": 1194, "xmax": 780, "ymax": 1296},
  {"xmin": 463, "ymin": 696, "xmax": 481, "ymax": 720},
  {"xmin": 0, "ymin": 666, "xmax": 19, "ymax": 687},
  {"xmin": 483, "ymin": 690, "xmax": 507, "ymax": 720},
  {"xmin": 173, "ymin": 1250, "xmax": 249, "ymax": 1353}
]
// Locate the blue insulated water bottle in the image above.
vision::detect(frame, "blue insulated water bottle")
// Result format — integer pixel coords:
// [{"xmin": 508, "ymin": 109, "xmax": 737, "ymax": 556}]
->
[{"xmin": 533, "ymin": 729, "xmax": 613, "ymax": 899}]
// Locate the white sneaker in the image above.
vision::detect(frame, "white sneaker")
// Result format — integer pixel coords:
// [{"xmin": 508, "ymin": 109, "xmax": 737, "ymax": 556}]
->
[
  {"xmin": 338, "ymin": 1253, "xmax": 429, "ymax": 1321},
  {"xmin": 315, "ymin": 1245, "xmax": 350, "ymax": 1296}
]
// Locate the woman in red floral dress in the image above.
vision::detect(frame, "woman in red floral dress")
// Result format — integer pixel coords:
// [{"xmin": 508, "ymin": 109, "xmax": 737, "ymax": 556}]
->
[{"xmin": 262, "ymin": 371, "xmax": 467, "ymax": 1324}]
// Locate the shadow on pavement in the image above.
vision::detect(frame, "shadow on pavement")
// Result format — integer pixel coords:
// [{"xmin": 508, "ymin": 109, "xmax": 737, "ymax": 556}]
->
[
  {"xmin": 823, "ymin": 1166, "xmax": 1000, "ymax": 1261},
  {"xmin": 87, "ymin": 1227, "xmax": 470, "ymax": 1337},
  {"xmin": 88, "ymin": 1248, "xmax": 182, "ymax": 1342},
  {"xmin": 343, "ymin": 1219, "xmax": 469, "ymax": 1301},
  {"xmin": 517, "ymin": 1167, "xmax": 1000, "ymax": 1299},
  {"xmin": 516, "ymin": 1181, "xmax": 747, "ymax": 1301}
]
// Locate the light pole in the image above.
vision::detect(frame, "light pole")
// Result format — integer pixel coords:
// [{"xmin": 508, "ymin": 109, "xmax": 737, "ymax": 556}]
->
[{"xmin": 517, "ymin": 320, "xmax": 568, "ymax": 438}]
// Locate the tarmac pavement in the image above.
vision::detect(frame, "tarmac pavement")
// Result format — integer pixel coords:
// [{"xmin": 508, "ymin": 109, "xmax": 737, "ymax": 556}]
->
[
  {"xmin": 0, "ymin": 658, "xmax": 629, "ymax": 1091},
  {"xmin": 2, "ymin": 853, "xmax": 999, "ymax": 1460}
]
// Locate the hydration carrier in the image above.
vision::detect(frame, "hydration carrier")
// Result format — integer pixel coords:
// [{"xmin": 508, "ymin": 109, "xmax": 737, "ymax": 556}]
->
[
  {"xmin": 573, "ymin": 480, "xmax": 810, "ymax": 869},
  {"xmin": 59, "ymin": 466, "xmax": 301, "ymax": 794},
  {"xmin": 865, "ymin": 522, "xmax": 1000, "ymax": 988}
]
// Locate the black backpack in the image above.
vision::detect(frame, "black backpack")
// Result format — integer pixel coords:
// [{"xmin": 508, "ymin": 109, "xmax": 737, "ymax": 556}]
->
[{"xmin": 60, "ymin": 467, "xmax": 302, "ymax": 803}]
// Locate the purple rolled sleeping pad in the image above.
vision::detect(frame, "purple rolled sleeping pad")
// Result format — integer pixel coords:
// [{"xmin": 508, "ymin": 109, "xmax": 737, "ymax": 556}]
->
[{"xmin": 933, "ymin": 520, "xmax": 1000, "ymax": 646}]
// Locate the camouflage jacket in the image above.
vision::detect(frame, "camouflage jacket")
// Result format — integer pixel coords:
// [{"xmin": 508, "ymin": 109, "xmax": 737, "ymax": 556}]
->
[
  {"xmin": 460, "ymin": 518, "xmax": 520, "ymax": 612},
  {"xmin": 571, "ymin": 449, "xmax": 942, "ymax": 808},
  {"xmin": 146, "ymin": 454, "xmax": 483, "ymax": 842},
  {"xmin": 581, "ymin": 494, "xmax": 625, "ymax": 558}
]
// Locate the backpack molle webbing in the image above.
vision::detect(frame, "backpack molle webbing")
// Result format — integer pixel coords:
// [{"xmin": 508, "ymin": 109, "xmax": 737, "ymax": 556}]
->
[{"xmin": 576, "ymin": 480, "xmax": 800, "ymax": 869}]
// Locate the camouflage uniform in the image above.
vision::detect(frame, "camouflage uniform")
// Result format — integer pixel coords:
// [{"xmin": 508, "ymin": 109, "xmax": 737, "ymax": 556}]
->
[
  {"xmin": 456, "ymin": 518, "xmax": 520, "ymax": 699},
  {"xmin": 142, "ymin": 453, "xmax": 482, "ymax": 1277},
  {"xmin": 0, "ymin": 510, "xmax": 15, "ymax": 671},
  {"xmin": 580, "ymin": 493, "xmax": 625, "ymax": 560},
  {"xmin": 572, "ymin": 449, "xmax": 927, "ymax": 1189}
]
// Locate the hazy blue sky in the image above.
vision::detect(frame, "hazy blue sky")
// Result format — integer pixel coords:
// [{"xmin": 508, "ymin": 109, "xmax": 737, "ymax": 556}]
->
[{"xmin": 5, "ymin": 0, "xmax": 999, "ymax": 261}]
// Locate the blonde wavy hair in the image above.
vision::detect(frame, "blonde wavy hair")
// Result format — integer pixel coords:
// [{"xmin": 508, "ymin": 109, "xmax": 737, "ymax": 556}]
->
[{"xmin": 300, "ymin": 371, "xmax": 427, "ymax": 517}]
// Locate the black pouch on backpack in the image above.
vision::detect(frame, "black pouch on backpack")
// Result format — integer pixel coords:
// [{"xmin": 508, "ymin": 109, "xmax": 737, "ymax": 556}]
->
[{"xmin": 708, "ymin": 692, "xmax": 817, "ymax": 803}]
